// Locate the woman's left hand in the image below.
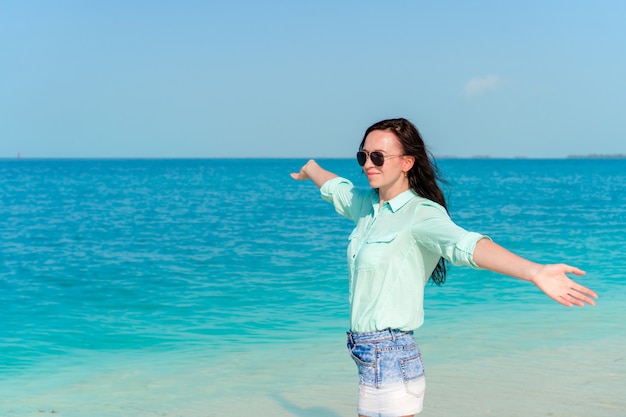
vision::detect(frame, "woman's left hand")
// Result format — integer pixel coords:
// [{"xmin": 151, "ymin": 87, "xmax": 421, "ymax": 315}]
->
[{"xmin": 531, "ymin": 264, "xmax": 598, "ymax": 307}]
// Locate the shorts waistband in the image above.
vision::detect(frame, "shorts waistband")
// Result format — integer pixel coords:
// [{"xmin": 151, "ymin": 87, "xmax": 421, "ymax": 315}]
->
[{"xmin": 347, "ymin": 328, "xmax": 414, "ymax": 344}]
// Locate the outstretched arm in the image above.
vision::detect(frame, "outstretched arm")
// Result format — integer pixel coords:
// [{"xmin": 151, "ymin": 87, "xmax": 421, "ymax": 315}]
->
[
  {"xmin": 472, "ymin": 238, "xmax": 598, "ymax": 307},
  {"xmin": 290, "ymin": 159, "xmax": 338, "ymax": 188}
]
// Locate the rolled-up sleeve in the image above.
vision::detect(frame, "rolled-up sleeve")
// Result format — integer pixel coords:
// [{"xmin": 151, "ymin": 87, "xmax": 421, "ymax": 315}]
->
[
  {"xmin": 320, "ymin": 177, "xmax": 370, "ymax": 221},
  {"xmin": 411, "ymin": 203, "xmax": 490, "ymax": 268}
]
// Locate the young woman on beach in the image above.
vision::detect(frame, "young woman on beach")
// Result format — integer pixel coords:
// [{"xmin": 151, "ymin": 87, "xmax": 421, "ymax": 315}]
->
[{"xmin": 290, "ymin": 117, "xmax": 598, "ymax": 417}]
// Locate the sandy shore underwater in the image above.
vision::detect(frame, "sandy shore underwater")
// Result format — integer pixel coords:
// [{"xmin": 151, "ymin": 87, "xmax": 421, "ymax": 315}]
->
[{"xmin": 3, "ymin": 303, "xmax": 624, "ymax": 417}]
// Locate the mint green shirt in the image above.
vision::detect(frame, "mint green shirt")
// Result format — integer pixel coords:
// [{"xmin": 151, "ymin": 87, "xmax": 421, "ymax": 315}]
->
[{"xmin": 321, "ymin": 177, "xmax": 487, "ymax": 333}]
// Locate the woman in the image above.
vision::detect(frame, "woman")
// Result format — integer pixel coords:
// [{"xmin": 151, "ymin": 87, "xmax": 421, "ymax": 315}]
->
[{"xmin": 290, "ymin": 118, "xmax": 597, "ymax": 417}]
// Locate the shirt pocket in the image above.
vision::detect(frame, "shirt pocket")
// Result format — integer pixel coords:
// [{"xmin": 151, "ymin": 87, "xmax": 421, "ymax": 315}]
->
[
  {"xmin": 355, "ymin": 232, "xmax": 399, "ymax": 269},
  {"xmin": 366, "ymin": 233, "xmax": 398, "ymax": 244}
]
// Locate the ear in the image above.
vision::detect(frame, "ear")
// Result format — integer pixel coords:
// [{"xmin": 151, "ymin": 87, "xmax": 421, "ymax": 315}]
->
[{"xmin": 402, "ymin": 155, "xmax": 415, "ymax": 172}]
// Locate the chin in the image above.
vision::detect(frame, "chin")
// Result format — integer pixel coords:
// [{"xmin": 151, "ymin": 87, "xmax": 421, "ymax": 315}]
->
[{"xmin": 367, "ymin": 179, "xmax": 379, "ymax": 189}]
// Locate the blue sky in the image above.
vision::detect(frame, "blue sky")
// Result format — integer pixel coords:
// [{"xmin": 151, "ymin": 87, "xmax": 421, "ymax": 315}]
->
[{"xmin": 2, "ymin": 1, "xmax": 625, "ymax": 158}]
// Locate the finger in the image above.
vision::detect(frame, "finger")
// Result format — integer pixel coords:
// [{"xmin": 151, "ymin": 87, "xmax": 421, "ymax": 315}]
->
[
  {"xmin": 562, "ymin": 288, "xmax": 597, "ymax": 307},
  {"xmin": 573, "ymin": 284, "xmax": 598, "ymax": 299},
  {"xmin": 570, "ymin": 294, "xmax": 594, "ymax": 307},
  {"xmin": 562, "ymin": 265, "xmax": 586, "ymax": 276},
  {"xmin": 560, "ymin": 292, "xmax": 588, "ymax": 307},
  {"xmin": 571, "ymin": 289, "xmax": 598, "ymax": 306},
  {"xmin": 556, "ymin": 295, "xmax": 574, "ymax": 307},
  {"xmin": 579, "ymin": 295, "xmax": 596, "ymax": 306}
]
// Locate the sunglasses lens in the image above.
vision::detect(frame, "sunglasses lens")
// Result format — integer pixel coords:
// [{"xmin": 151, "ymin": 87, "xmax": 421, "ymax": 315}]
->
[
  {"xmin": 356, "ymin": 151, "xmax": 386, "ymax": 167},
  {"xmin": 356, "ymin": 151, "xmax": 367, "ymax": 166},
  {"xmin": 370, "ymin": 152, "xmax": 385, "ymax": 166}
]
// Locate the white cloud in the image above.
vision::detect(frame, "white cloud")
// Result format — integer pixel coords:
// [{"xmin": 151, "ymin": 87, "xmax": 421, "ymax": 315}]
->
[{"xmin": 463, "ymin": 75, "xmax": 506, "ymax": 98}]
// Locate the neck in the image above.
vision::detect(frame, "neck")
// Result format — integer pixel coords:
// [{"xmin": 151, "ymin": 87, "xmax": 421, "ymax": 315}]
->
[{"xmin": 378, "ymin": 180, "xmax": 410, "ymax": 203}]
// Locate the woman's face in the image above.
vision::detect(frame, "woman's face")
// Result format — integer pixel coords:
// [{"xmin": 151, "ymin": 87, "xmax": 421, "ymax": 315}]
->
[{"xmin": 361, "ymin": 129, "xmax": 413, "ymax": 198}]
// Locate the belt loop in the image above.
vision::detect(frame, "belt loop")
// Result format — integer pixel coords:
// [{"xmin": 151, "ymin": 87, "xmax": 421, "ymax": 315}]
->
[
  {"xmin": 347, "ymin": 330, "xmax": 355, "ymax": 345},
  {"xmin": 389, "ymin": 328, "xmax": 396, "ymax": 342}
]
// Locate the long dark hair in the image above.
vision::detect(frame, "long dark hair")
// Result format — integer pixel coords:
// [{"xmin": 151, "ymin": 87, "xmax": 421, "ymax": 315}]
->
[{"xmin": 359, "ymin": 118, "xmax": 448, "ymax": 285}]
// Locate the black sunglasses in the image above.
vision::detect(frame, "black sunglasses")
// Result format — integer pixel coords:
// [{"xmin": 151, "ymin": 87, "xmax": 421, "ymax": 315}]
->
[{"xmin": 356, "ymin": 150, "xmax": 404, "ymax": 167}]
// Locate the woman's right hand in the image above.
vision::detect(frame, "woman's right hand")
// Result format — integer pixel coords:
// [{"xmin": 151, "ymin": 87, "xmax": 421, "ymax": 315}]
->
[
  {"xmin": 290, "ymin": 159, "xmax": 338, "ymax": 188},
  {"xmin": 290, "ymin": 160, "xmax": 312, "ymax": 181}
]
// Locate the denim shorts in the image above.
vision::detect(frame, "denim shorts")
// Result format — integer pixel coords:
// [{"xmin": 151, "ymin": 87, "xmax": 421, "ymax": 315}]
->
[{"xmin": 347, "ymin": 329, "xmax": 426, "ymax": 417}]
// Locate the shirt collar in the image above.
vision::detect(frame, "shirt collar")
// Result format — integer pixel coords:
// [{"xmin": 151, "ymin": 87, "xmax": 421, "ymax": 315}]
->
[{"xmin": 375, "ymin": 188, "xmax": 417, "ymax": 213}]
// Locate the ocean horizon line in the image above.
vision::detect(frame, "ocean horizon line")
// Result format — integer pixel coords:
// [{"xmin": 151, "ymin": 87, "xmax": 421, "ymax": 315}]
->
[{"xmin": 2, "ymin": 154, "xmax": 625, "ymax": 161}]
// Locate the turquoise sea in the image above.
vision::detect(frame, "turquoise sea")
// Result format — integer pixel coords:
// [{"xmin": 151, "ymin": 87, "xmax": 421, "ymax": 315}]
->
[{"xmin": 1, "ymin": 158, "xmax": 625, "ymax": 417}]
